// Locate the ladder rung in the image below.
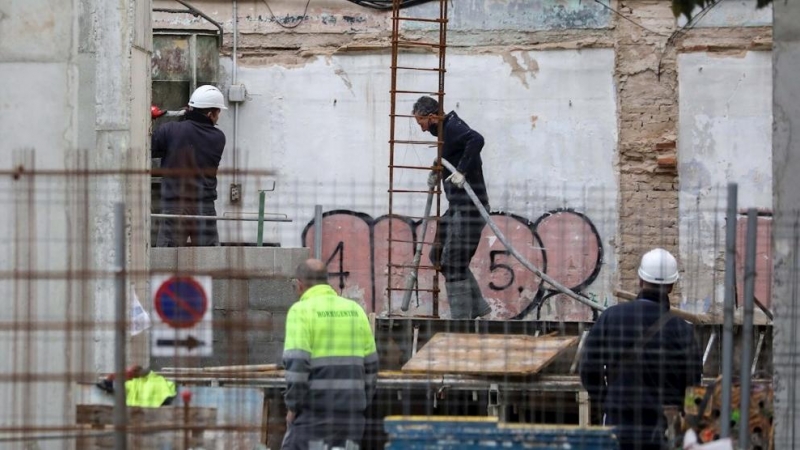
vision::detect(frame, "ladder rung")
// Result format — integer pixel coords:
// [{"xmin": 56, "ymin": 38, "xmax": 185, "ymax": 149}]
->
[
  {"xmin": 395, "ymin": 40, "xmax": 444, "ymax": 48},
  {"xmin": 388, "ymin": 215, "xmax": 440, "ymax": 221},
  {"xmin": 388, "ymin": 264, "xmax": 439, "ymax": 270},
  {"xmin": 386, "ymin": 239, "xmax": 438, "ymax": 245},
  {"xmin": 393, "ymin": 66, "xmax": 445, "ymax": 73},
  {"xmin": 389, "ymin": 189, "xmax": 437, "ymax": 194},
  {"xmin": 394, "ymin": 16, "xmax": 447, "ymax": 24},
  {"xmin": 392, "ymin": 90, "xmax": 444, "ymax": 95},
  {"xmin": 386, "ymin": 287, "xmax": 440, "ymax": 293},
  {"xmin": 391, "ymin": 114, "xmax": 440, "ymax": 119},
  {"xmin": 390, "ymin": 140, "xmax": 438, "ymax": 145},
  {"xmin": 389, "ymin": 164, "xmax": 435, "ymax": 170}
]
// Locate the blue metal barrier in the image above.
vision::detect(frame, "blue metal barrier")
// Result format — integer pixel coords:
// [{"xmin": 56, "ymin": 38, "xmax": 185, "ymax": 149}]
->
[{"xmin": 384, "ymin": 416, "xmax": 619, "ymax": 450}]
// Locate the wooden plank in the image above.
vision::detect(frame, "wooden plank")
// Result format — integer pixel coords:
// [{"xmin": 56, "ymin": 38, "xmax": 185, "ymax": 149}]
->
[
  {"xmin": 401, "ymin": 333, "xmax": 578, "ymax": 375},
  {"xmin": 76, "ymin": 404, "xmax": 217, "ymax": 427}
]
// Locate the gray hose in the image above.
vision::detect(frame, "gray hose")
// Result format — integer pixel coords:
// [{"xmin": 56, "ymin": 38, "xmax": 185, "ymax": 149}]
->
[
  {"xmin": 400, "ymin": 188, "xmax": 434, "ymax": 311},
  {"xmin": 440, "ymin": 159, "xmax": 605, "ymax": 313}
]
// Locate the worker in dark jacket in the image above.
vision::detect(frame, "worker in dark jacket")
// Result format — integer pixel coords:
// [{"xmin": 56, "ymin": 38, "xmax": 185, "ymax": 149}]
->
[
  {"xmin": 580, "ymin": 248, "xmax": 702, "ymax": 450},
  {"xmin": 412, "ymin": 96, "xmax": 491, "ymax": 319},
  {"xmin": 281, "ymin": 259, "xmax": 379, "ymax": 450},
  {"xmin": 152, "ymin": 85, "xmax": 227, "ymax": 247}
]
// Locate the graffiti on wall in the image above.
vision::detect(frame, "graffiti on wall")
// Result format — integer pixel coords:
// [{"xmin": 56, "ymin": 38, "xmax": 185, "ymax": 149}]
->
[{"xmin": 302, "ymin": 209, "xmax": 604, "ymax": 321}]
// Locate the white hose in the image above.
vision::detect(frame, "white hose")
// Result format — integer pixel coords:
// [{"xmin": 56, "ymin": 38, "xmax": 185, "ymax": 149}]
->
[
  {"xmin": 440, "ymin": 159, "xmax": 605, "ymax": 313},
  {"xmin": 400, "ymin": 188, "xmax": 434, "ymax": 311}
]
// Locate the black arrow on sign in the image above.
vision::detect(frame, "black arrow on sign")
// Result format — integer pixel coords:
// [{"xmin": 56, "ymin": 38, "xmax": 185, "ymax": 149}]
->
[{"xmin": 156, "ymin": 336, "xmax": 205, "ymax": 350}]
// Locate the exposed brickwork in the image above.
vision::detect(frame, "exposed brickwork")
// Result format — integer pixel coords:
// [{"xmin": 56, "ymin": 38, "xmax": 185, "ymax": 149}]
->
[
  {"xmin": 614, "ymin": 1, "xmax": 682, "ymax": 295},
  {"xmin": 614, "ymin": 1, "xmax": 771, "ymax": 299}
]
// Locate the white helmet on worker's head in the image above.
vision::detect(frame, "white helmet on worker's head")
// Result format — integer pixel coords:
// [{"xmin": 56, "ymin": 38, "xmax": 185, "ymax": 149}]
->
[
  {"xmin": 637, "ymin": 248, "xmax": 679, "ymax": 285},
  {"xmin": 188, "ymin": 85, "xmax": 228, "ymax": 110}
]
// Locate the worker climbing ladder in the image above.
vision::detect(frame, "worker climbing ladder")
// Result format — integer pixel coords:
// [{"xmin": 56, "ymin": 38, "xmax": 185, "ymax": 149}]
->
[{"xmin": 386, "ymin": 0, "xmax": 449, "ymax": 316}]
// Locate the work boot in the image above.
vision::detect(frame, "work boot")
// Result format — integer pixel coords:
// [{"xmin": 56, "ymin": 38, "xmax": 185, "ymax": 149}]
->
[
  {"xmin": 446, "ymin": 279, "xmax": 473, "ymax": 319},
  {"xmin": 466, "ymin": 271, "xmax": 492, "ymax": 319}
]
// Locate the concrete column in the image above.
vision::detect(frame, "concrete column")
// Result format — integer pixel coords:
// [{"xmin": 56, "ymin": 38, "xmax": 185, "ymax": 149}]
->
[{"xmin": 772, "ymin": 0, "xmax": 800, "ymax": 447}]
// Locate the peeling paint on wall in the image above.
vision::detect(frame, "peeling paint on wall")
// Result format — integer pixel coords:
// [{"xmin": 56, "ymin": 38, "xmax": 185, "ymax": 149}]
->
[
  {"xmin": 402, "ymin": 0, "xmax": 611, "ymax": 32},
  {"xmin": 677, "ymin": 51, "xmax": 772, "ymax": 312},
  {"xmin": 676, "ymin": 0, "xmax": 772, "ymax": 28}
]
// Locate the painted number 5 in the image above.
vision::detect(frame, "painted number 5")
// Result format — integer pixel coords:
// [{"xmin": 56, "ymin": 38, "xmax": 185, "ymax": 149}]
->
[{"xmin": 488, "ymin": 250, "xmax": 514, "ymax": 291}]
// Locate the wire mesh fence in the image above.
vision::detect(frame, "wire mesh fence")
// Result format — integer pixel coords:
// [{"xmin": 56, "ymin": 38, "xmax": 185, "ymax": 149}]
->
[{"xmin": 0, "ymin": 158, "xmax": 779, "ymax": 449}]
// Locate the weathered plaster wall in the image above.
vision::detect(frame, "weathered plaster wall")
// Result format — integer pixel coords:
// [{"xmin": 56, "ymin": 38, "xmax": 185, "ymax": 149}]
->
[
  {"xmin": 151, "ymin": 0, "xmax": 773, "ymax": 318},
  {"xmin": 209, "ymin": 49, "xmax": 619, "ymax": 318},
  {"xmin": 676, "ymin": 0, "xmax": 772, "ymax": 28},
  {"xmin": 772, "ymin": 0, "xmax": 800, "ymax": 445},
  {"xmin": 678, "ymin": 51, "xmax": 772, "ymax": 312},
  {"xmin": 0, "ymin": 0, "xmax": 150, "ymax": 445},
  {"xmin": 613, "ymin": 0, "xmax": 770, "ymax": 305}
]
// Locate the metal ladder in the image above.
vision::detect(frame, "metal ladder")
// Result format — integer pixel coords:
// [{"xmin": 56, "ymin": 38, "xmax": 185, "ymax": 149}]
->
[{"xmin": 386, "ymin": 0, "xmax": 449, "ymax": 316}]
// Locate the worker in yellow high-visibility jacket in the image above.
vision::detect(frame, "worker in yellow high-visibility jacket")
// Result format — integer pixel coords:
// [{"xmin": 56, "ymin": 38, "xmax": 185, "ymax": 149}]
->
[{"xmin": 281, "ymin": 259, "xmax": 378, "ymax": 450}]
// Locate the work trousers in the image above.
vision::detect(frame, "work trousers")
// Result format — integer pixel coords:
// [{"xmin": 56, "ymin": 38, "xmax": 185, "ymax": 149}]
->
[
  {"xmin": 281, "ymin": 412, "xmax": 365, "ymax": 450},
  {"xmin": 430, "ymin": 208, "xmax": 485, "ymax": 282},
  {"xmin": 604, "ymin": 409, "xmax": 666, "ymax": 450},
  {"xmin": 156, "ymin": 202, "xmax": 219, "ymax": 247}
]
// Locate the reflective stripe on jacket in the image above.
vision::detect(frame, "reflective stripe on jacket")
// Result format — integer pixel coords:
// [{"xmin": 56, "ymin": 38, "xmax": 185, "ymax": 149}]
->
[{"xmin": 283, "ymin": 285, "xmax": 378, "ymax": 414}]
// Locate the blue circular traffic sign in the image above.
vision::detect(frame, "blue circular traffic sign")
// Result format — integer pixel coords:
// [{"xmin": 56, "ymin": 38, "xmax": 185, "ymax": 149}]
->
[{"xmin": 154, "ymin": 277, "xmax": 208, "ymax": 329}]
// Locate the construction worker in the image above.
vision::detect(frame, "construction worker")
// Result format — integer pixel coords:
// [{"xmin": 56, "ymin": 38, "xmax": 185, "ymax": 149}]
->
[
  {"xmin": 281, "ymin": 259, "xmax": 379, "ymax": 450},
  {"xmin": 412, "ymin": 96, "xmax": 492, "ymax": 320},
  {"xmin": 579, "ymin": 248, "xmax": 702, "ymax": 450},
  {"xmin": 151, "ymin": 85, "xmax": 227, "ymax": 247}
]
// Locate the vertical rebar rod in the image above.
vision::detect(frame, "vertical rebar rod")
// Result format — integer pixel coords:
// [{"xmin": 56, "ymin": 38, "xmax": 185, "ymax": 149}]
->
[
  {"xmin": 314, "ymin": 205, "xmax": 323, "ymax": 259},
  {"xmin": 721, "ymin": 183, "xmax": 737, "ymax": 438},
  {"xmin": 257, "ymin": 191, "xmax": 266, "ymax": 247},
  {"xmin": 113, "ymin": 202, "xmax": 127, "ymax": 450},
  {"xmin": 739, "ymin": 208, "xmax": 758, "ymax": 448},
  {"xmin": 387, "ymin": 0, "xmax": 400, "ymax": 313}
]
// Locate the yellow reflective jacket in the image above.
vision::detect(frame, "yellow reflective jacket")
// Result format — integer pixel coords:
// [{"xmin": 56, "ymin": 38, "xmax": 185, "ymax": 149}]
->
[
  {"xmin": 125, "ymin": 371, "xmax": 177, "ymax": 407},
  {"xmin": 283, "ymin": 284, "xmax": 378, "ymax": 414}
]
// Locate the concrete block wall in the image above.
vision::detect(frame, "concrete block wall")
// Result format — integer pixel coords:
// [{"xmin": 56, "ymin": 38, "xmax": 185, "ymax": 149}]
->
[{"xmin": 150, "ymin": 247, "xmax": 309, "ymax": 368}]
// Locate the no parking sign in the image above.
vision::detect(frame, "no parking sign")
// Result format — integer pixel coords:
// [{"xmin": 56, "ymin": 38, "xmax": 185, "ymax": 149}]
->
[{"xmin": 150, "ymin": 275, "xmax": 213, "ymax": 357}]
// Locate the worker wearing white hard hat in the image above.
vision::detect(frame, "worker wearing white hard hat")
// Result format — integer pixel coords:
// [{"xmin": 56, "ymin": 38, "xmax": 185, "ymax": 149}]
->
[
  {"xmin": 580, "ymin": 248, "xmax": 702, "ymax": 450},
  {"xmin": 152, "ymin": 85, "xmax": 228, "ymax": 247}
]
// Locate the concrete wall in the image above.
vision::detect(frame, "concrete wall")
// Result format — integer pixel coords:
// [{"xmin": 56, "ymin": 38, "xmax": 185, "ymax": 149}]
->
[
  {"xmin": 678, "ymin": 51, "xmax": 772, "ymax": 312},
  {"xmin": 0, "ymin": 0, "xmax": 150, "ymax": 446},
  {"xmin": 772, "ymin": 0, "xmax": 800, "ymax": 446}
]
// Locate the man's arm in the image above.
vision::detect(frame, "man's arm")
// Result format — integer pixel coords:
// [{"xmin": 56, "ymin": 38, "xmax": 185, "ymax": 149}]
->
[
  {"xmin": 451, "ymin": 122, "xmax": 485, "ymax": 175},
  {"xmin": 360, "ymin": 312, "xmax": 379, "ymax": 406},
  {"xmin": 283, "ymin": 306, "xmax": 311, "ymax": 414}
]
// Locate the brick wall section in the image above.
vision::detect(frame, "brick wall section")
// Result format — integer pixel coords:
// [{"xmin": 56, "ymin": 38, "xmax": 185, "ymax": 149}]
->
[
  {"xmin": 615, "ymin": 1, "xmax": 682, "ymax": 296},
  {"xmin": 614, "ymin": 1, "xmax": 771, "ymax": 299}
]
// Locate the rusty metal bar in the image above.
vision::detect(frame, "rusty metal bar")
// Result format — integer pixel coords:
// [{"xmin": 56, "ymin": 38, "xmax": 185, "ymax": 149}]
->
[
  {"xmin": 387, "ymin": 0, "xmax": 401, "ymax": 314},
  {"xmin": 388, "ymin": 189, "xmax": 439, "ymax": 194},
  {"xmin": 389, "ymin": 139, "xmax": 439, "ymax": 145},
  {"xmin": 389, "ymin": 164, "xmax": 437, "ymax": 170},
  {"xmin": 393, "ymin": 66, "xmax": 445, "ymax": 72},
  {"xmin": 395, "ymin": 40, "xmax": 445, "ymax": 48},
  {"xmin": 394, "ymin": 16, "xmax": 446, "ymax": 23},
  {"xmin": 392, "ymin": 89, "xmax": 445, "ymax": 95}
]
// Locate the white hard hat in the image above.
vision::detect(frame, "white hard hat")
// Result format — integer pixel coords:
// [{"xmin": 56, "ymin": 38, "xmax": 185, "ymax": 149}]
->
[
  {"xmin": 637, "ymin": 248, "xmax": 679, "ymax": 285},
  {"xmin": 188, "ymin": 85, "xmax": 228, "ymax": 110}
]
